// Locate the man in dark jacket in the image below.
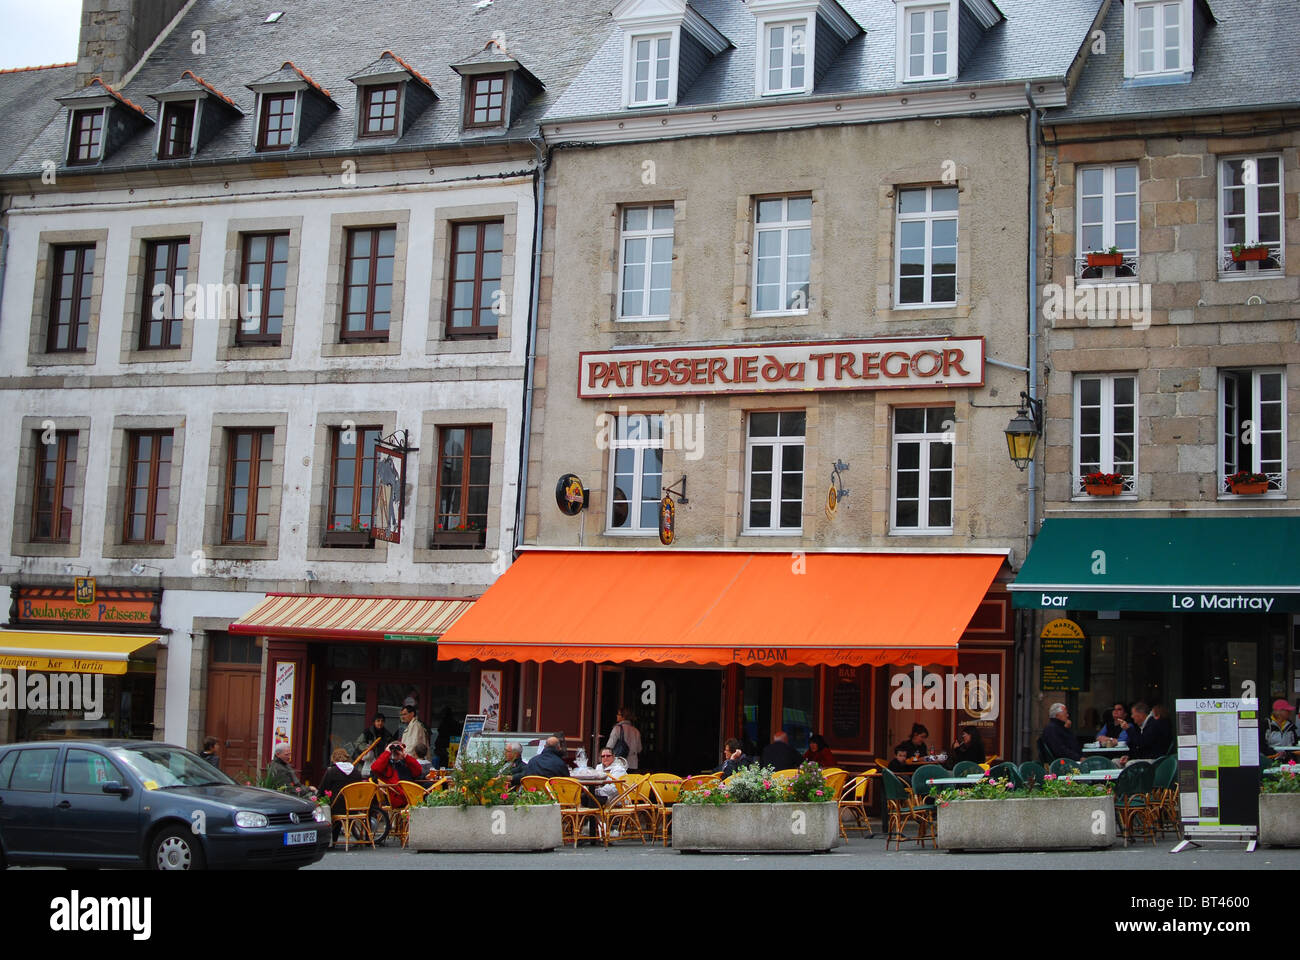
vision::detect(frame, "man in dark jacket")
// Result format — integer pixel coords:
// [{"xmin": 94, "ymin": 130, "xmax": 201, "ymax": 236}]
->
[
  {"xmin": 505, "ymin": 742, "xmax": 527, "ymax": 788},
  {"xmin": 713, "ymin": 738, "xmax": 754, "ymax": 777},
  {"xmin": 267, "ymin": 744, "xmax": 315, "ymax": 797},
  {"xmin": 360, "ymin": 713, "xmax": 398, "ymax": 763},
  {"xmin": 522, "ymin": 737, "xmax": 569, "ymax": 778},
  {"xmin": 759, "ymin": 731, "xmax": 803, "ymax": 769},
  {"xmin": 1125, "ymin": 702, "xmax": 1172, "ymax": 760},
  {"xmin": 1042, "ymin": 703, "xmax": 1083, "ymax": 761}
]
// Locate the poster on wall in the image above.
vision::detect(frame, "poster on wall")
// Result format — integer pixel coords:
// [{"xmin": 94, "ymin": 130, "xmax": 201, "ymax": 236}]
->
[
  {"xmin": 1173, "ymin": 697, "xmax": 1259, "ymax": 848},
  {"xmin": 479, "ymin": 671, "xmax": 502, "ymax": 731},
  {"xmin": 272, "ymin": 661, "xmax": 295, "ymax": 755}
]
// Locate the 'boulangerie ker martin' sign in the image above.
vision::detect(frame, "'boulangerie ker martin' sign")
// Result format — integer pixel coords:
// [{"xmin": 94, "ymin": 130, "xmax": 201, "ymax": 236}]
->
[{"xmin": 578, "ymin": 336, "xmax": 985, "ymax": 399}]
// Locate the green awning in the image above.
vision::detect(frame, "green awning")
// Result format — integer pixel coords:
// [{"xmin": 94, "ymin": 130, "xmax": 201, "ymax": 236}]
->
[{"xmin": 1010, "ymin": 518, "xmax": 1300, "ymax": 612}]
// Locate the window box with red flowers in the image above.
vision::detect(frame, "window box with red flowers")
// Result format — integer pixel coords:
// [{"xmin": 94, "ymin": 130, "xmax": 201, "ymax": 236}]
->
[
  {"xmin": 323, "ymin": 521, "xmax": 373, "ymax": 548},
  {"xmin": 1085, "ymin": 247, "xmax": 1124, "ymax": 268},
  {"xmin": 1081, "ymin": 472, "xmax": 1125, "ymax": 496},
  {"xmin": 1225, "ymin": 471, "xmax": 1270, "ymax": 496},
  {"xmin": 433, "ymin": 519, "xmax": 485, "ymax": 549}
]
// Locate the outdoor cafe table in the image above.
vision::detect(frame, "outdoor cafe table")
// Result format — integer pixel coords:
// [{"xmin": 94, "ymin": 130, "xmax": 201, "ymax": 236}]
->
[
  {"xmin": 1265, "ymin": 766, "xmax": 1299, "ymax": 776},
  {"xmin": 1059, "ymin": 771, "xmax": 1119, "ymax": 782},
  {"xmin": 926, "ymin": 774, "xmax": 987, "ymax": 787},
  {"xmin": 1082, "ymin": 743, "xmax": 1129, "ymax": 754}
]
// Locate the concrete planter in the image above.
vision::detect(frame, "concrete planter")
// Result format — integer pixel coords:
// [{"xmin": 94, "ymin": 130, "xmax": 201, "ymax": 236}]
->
[
  {"xmin": 936, "ymin": 796, "xmax": 1115, "ymax": 851},
  {"xmin": 671, "ymin": 802, "xmax": 840, "ymax": 853},
  {"xmin": 408, "ymin": 804, "xmax": 562, "ymax": 852},
  {"xmin": 1259, "ymin": 793, "xmax": 1300, "ymax": 847}
]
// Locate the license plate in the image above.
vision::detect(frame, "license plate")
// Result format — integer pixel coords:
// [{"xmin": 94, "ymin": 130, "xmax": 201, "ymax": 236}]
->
[{"xmin": 284, "ymin": 830, "xmax": 316, "ymax": 846}]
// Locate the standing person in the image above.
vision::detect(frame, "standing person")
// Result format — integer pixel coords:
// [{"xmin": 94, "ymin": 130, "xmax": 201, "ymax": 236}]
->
[
  {"xmin": 199, "ymin": 736, "xmax": 221, "ymax": 769},
  {"xmin": 1265, "ymin": 699, "xmax": 1298, "ymax": 750},
  {"xmin": 803, "ymin": 734, "xmax": 837, "ymax": 768},
  {"xmin": 606, "ymin": 707, "xmax": 643, "ymax": 772},
  {"xmin": 760, "ymin": 730, "xmax": 803, "ymax": 769},
  {"xmin": 1042, "ymin": 703, "xmax": 1084, "ymax": 762},
  {"xmin": 360, "ymin": 712, "xmax": 398, "ymax": 763},
  {"xmin": 948, "ymin": 726, "xmax": 985, "ymax": 766},
  {"xmin": 399, "ymin": 705, "xmax": 429, "ymax": 758}
]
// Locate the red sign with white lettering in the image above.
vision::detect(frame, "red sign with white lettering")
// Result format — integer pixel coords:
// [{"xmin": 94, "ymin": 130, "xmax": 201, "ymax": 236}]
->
[{"xmin": 578, "ymin": 337, "xmax": 984, "ymax": 399}]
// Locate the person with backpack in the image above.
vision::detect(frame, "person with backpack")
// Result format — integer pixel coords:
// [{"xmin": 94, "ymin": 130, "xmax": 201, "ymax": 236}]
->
[{"xmin": 605, "ymin": 707, "xmax": 643, "ymax": 771}]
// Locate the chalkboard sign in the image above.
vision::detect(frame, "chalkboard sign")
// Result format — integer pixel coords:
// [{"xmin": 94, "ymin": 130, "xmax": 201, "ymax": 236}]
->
[
  {"xmin": 457, "ymin": 714, "xmax": 487, "ymax": 765},
  {"xmin": 832, "ymin": 681, "xmax": 861, "ymax": 739},
  {"xmin": 1039, "ymin": 618, "xmax": 1085, "ymax": 691}
]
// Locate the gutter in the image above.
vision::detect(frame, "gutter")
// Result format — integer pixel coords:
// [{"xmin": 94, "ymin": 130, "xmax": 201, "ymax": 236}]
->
[
  {"xmin": 1020, "ymin": 82, "xmax": 1042, "ymax": 765},
  {"xmin": 514, "ymin": 138, "xmax": 550, "ymax": 561}
]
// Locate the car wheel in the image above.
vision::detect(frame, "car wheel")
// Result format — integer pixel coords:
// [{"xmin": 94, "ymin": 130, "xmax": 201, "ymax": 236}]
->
[{"xmin": 150, "ymin": 826, "xmax": 205, "ymax": 871}]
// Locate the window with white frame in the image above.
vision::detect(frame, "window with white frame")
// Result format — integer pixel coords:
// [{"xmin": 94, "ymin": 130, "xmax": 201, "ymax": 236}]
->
[
  {"xmin": 618, "ymin": 204, "xmax": 674, "ymax": 320},
  {"xmin": 1220, "ymin": 369, "xmax": 1285, "ymax": 493},
  {"xmin": 1219, "ymin": 155, "xmax": 1284, "ymax": 274},
  {"xmin": 762, "ymin": 19, "xmax": 808, "ymax": 94},
  {"xmin": 1078, "ymin": 164, "xmax": 1139, "ymax": 280},
  {"xmin": 896, "ymin": 186, "xmax": 957, "ymax": 306},
  {"xmin": 1126, "ymin": 0, "xmax": 1189, "ymax": 76},
  {"xmin": 898, "ymin": 2, "xmax": 952, "ymax": 81},
  {"xmin": 745, "ymin": 411, "xmax": 805, "ymax": 533},
  {"xmin": 608, "ymin": 413, "xmax": 664, "ymax": 533},
  {"xmin": 891, "ymin": 407, "xmax": 954, "ymax": 534},
  {"xmin": 1074, "ymin": 374, "xmax": 1137, "ymax": 493},
  {"xmin": 752, "ymin": 195, "xmax": 811, "ymax": 314},
  {"xmin": 628, "ymin": 34, "xmax": 672, "ymax": 106}
]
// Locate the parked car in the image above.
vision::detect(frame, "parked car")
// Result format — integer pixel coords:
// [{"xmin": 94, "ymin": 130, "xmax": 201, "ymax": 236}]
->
[{"xmin": 0, "ymin": 740, "xmax": 330, "ymax": 870}]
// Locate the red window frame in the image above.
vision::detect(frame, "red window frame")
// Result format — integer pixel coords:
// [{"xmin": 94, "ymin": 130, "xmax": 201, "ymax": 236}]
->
[
  {"xmin": 341, "ymin": 227, "xmax": 396, "ymax": 341},
  {"xmin": 223, "ymin": 429, "xmax": 273, "ymax": 545},
  {"xmin": 444, "ymin": 220, "xmax": 503, "ymax": 339},
  {"xmin": 326, "ymin": 426, "xmax": 381, "ymax": 540},
  {"xmin": 237, "ymin": 232, "xmax": 290, "ymax": 344},
  {"xmin": 434, "ymin": 425, "xmax": 491, "ymax": 547}
]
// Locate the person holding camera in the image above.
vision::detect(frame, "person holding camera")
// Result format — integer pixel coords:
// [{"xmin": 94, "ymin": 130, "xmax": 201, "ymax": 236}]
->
[{"xmin": 370, "ymin": 740, "xmax": 422, "ymax": 807}]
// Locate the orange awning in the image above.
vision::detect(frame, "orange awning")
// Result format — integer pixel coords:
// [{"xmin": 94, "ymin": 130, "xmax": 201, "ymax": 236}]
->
[
  {"xmin": 437, "ymin": 551, "xmax": 1005, "ymax": 668},
  {"xmin": 228, "ymin": 594, "xmax": 473, "ymax": 642}
]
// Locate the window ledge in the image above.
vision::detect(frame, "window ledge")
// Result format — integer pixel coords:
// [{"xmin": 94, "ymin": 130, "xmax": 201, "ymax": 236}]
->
[
  {"xmin": 741, "ymin": 529, "xmax": 805, "ymax": 537},
  {"xmin": 888, "ymin": 528, "xmax": 955, "ymax": 537},
  {"xmin": 1069, "ymin": 495, "xmax": 1141, "ymax": 503},
  {"xmin": 1216, "ymin": 493, "xmax": 1288, "ymax": 502}
]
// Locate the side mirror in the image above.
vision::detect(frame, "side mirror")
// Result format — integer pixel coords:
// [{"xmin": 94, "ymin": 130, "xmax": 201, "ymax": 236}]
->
[{"xmin": 101, "ymin": 781, "xmax": 132, "ymax": 798}]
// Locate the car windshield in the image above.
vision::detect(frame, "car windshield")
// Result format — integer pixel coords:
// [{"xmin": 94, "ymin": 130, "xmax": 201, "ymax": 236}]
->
[{"xmin": 113, "ymin": 745, "xmax": 236, "ymax": 789}]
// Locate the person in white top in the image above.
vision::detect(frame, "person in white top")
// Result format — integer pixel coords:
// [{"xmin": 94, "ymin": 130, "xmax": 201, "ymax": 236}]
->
[
  {"xmin": 592, "ymin": 748, "xmax": 627, "ymax": 803},
  {"xmin": 606, "ymin": 707, "xmax": 643, "ymax": 771}
]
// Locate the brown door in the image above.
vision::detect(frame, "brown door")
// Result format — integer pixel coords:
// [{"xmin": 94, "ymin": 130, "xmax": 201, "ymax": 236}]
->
[{"xmin": 206, "ymin": 632, "xmax": 262, "ymax": 776}]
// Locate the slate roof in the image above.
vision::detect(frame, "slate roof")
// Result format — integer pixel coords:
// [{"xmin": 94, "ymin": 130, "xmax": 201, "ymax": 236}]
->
[
  {"xmin": 546, "ymin": 0, "xmax": 1107, "ymax": 122},
  {"xmin": 1046, "ymin": 0, "xmax": 1300, "ymax": 123},
  {"xmin": 2, "ymin": 0, "xmax": 617, "ymax": 178},
  {"xmin": 0, "ymin": 63, "xmax": 77, "ymax": 171},
  {"xmin": 151, "ymin": 71, "xmax": 240, "ymax": 110}
]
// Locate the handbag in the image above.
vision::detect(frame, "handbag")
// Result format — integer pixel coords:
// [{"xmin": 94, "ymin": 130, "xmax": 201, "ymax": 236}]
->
[{"xmin": 611, "ymin": 722, "xmax": 631, "ymax": 759}]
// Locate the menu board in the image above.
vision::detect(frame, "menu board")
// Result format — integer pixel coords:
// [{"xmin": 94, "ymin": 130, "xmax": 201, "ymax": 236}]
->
[
  {"xmin": 1039, "ymin": 619, "xmax": 1086, "ymax": 691},
  {"xmin": 1175, "ymin": 698, "xmax": 1259, "ymax": 838},
  {"xmin": 832, "ymin": 681, "xmax": 861, "ymax": 739},
  {"xmin": 457, "ymin": 714, "xmax": 487, "ymax": 766}
]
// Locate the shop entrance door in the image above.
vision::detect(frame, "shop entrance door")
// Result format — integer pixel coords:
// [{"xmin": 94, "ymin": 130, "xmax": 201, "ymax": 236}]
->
[
  {"xmin": 206, "ymin": 632, "xmax": 262, "ymax": 777},
  {"xmin": 621, "ymin": 667, "xmax": 720, "ymax": 773},
  {"xmin": 742, "ymin": 670, "xmax": 815, "ymax": 759},
  {"xmin": 1079, "ymin": 618, "xmax": 1175, "ymax": 729}
]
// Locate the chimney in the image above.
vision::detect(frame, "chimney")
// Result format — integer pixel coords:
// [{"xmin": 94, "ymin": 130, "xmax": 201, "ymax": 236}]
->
[{"xmin": 75, "ymin": 0, "xmax": 190, "ymax": 89}]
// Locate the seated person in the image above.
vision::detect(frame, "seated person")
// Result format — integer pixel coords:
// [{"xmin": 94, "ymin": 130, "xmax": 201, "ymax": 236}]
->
[
  {"xmin": 412, "ymin": 742, "xmax": 435, "ymax": 778},
  {"xmin": 897, "ymin": 723, "xmax": 930, "ymax": 760},
  {"xmin": 713, "ymin": 738, "xmax": 754, "ymax": 777},
  {"xmin": 266, "ymin": 744, "xmax": 315, "ymax": 798},
  {"xmin": 887, "ymin": 745, "xmax": 914, "ymax": 773},
  {"xmin": 760, "ymin": 731, "xmax": 803, "ymax": 769},
  {"xmin": 522, "ymin": 736, "xmax": 570, "ymax": 779},
  {"xmin": 803, "ymin": 734, "xmax": 837, "ymax": 769},
  {"xmin": 1124, "ymin": 702, "xmax": 1171, "ymax": 760},
  {"xmin": 318, "ymin": 748, "xmax": 364, "ymax": 840},
  {"xmin": 1042, "ymin": 703, "xmax": 1084, "ymax": 762},
  {"xmin": 370, "ymin": 741, "xmax": 423, "ymax": 806},
  {"xmin": 591, "ymin": 748, "xmax": 627, "ymax": 804},
  {"xmin": 948, "ymin": 726, "xmax": 985, "ymax": 766},
  {"xmin": 1096, "ymin": 702, "xmax": 1130, "ymax": 747},
  {"xmin": 505, "ymin": 741, "xmax": 527, "ymax": 788},
  {"xmin": 1265, "ymin": 699, "xmax": 1298, "ymax": 751}
]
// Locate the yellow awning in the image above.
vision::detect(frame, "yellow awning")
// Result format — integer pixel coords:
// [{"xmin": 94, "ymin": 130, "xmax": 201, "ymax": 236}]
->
[{"xmin": 0, "ymin": 631, "xmax": 161, "ymax": 675}]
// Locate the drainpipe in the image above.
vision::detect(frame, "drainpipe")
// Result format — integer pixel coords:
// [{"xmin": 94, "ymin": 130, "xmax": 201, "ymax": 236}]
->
[
  {"xmin": 0, "ymin": 223, "xmax": 8, "ymax": 324},
  {"xmin": 1019, "ymin": 83, "xmax": 1041, "ymax": 762},
  {"xmin": 514, "ymin": 138, "xmax": 550, "ymax": 560}
]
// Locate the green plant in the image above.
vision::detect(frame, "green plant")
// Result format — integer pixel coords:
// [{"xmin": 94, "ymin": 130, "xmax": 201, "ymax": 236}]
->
[
  {"xmin": 934, "ymin": 774, "xmax": 1110, "ymax": 806},
  {"xmin": 1226, "ymin": 470, "xmax": 1269, "ymax": 485},
  {"xmin": 676, "ymin": 782, "xmax": 729, "ymax": 805},
  {"xmin": 422, "ymin": 749, "xmax": 511, "ymax": 807},
  {"xmin": 1231, "ymin": 242, "xmax": 1267, "ymax": 257},
  {"xmin": 235, "ymin": 767, "xmax": 281, "ymax": 790},
  {"xmin": 786, "ymin": 761, "xmax": 834, "ymax": 802},
  {"xmin": 1083, "ymin": 471, "xmax": 1125, "ymax": 486},
  {"xmin": 1262, "ymin": 766, "xmax": 1300, "ymax": 794},
  {"xmin": 1088, "ymin": 245, "xmax": 1121, "ymax": 255},
  {"xmin": 512, "ymin": 785, "xmax": 557, "ymax": 806}
]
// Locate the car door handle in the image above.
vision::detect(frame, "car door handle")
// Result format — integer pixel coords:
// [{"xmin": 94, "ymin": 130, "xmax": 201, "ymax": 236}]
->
[{"xmin": 57, "ymin": 801, "xmax": 71, "ymax": 809}]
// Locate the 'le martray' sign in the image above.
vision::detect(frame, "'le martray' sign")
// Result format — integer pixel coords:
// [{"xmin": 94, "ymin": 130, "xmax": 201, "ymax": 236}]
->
[{"xmin": 578, "ymin": 336, "xmax": 984, "ymax": 399}]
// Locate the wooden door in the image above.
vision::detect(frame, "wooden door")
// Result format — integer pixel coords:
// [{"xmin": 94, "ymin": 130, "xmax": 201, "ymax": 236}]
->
[{"xmin": 206, "ymin": 632, "xmax": 262, "ymax": 776}]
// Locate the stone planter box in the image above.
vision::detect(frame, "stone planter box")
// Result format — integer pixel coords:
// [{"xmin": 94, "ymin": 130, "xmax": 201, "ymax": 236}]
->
[
  {"xmin": 671, "ymin": 802, "xmax": 840, "ymax": 853},
  {"xmin": 1259, "ymin": 793, "xmax": 1300, "ymax": 847},
  {"xmin": 408, "ymin": 804, "xmax": 562, "ymax": 852},
  {"xmin": 936, "ymin": 796, "xmax": 1115, "ymax": 851}
]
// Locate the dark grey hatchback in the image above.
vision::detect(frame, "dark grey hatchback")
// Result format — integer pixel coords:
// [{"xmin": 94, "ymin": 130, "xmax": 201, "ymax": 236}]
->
[{"xmin": 0, "ymin": 740, "xmax": 330, "ymax": 870}]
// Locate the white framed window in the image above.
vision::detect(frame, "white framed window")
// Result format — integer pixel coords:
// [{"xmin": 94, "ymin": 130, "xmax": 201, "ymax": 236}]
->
[
  {"xmin": 1074, "ymin": 374, "xmax": 1137, "ymax": 495},
  {"xmin": 897, "ymin": 1, "xmax": 953, "ymax": 82},
  {"xmin": 607, "ymin": 413, "xmax": 665, "ymax": 533},
  {"xmin": 618, "ymin": 204, "xmax": 674, "ymax": 320},
  {"xmin": 745, "ymin": 410, "xmax": 805, "ymax": 534},
  {"xmin": 895, "ymin": 185, "xmax": 957, "ymax": 307},
  {"xmin": 1218, "ymin": 154, "xmax": 1285, "ymax": 275},
  {"xmin": 1077, "ymin": 164, "xmax": 1139, "ymax": 280},
  {"xmin": 1220, "ymin": 369, "xmax": 1286, "ymax": 495},
  {"xmin": 1125, "ymin": 0, "xmax": 1191, "ymax": 77},
  {"xmin": 761, "ymin": 19, "xmax": 809, "ymax": 95},
  {"xmin": 628, "ymin": 33, "xmax": 673, "ymax": 106},
  {"xmin": 752, "ymin": 195, "xmax": 811, "ymax": 315},
  {"xmin": 891, "ymin": 406, "xmax": 954, "ymax": 534}
]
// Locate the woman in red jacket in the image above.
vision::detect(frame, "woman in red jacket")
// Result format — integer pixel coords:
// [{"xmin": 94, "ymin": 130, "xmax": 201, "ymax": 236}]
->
[
  {"xmin": 370, "ymin": 741, "xmax": 422, "ymax": 806},
  {"xmin": 803, "ymin": 734, "xmax": 837, "ymax": 769}
]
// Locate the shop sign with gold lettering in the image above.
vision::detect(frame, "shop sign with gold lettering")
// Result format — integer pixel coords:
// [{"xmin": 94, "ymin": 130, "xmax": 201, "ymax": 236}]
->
[{"xmin": 13, "ymin": 586, "xmax": 160, "ymax": 629}]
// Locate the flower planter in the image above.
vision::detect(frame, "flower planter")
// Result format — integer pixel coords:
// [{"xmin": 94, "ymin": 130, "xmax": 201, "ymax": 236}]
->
[
  {"xmin": 323, "ymin": 530, "xmax": 372, "ymax": 548},
  {"xmin": 1086, "ymin": 252, "xmax": 1124, "ymax": 268},
  {"xmin": 1259, "ymin": 793, "xmax": 1300, "ymax": 847},
  {"xmin": 407, "ymin": 804, "xmax": 562, "ymax": 852},
  {"xmin": 671, "ymin": 802, "xmax": 840, "ymax": 853},
  {"xmin": 1231, "ymin": 247, "xmax": 1269, "ymax": 263},
  {"xmin": 936, "ymin": 796, "xmax": 1115, "ymax": 851},
  {"xmin": 1228, "ymin": 480, "xmax": 1269, "ymax": 495},
  {"xmin": 1084, "ymin": 483, "xmax": 1123, "ymax": 496},
  {"xmin": 432, "ymin": 531, "xmax": 486, "ymax": 548}
]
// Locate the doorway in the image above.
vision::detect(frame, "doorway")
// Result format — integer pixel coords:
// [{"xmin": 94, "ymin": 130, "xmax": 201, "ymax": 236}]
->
[
  {"xmin": 607, "ymin": 666, "xmax": 721, "ymax": 773},
  {"xmin": 742, "ymin": 669, "xmax": 814, "ymax": 758},
  {"xmin": 206, "ymin": 632, "xmax": 262, "ymax": 776}
]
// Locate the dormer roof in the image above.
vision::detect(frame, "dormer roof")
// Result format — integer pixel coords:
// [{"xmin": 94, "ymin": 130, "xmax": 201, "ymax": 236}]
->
[
  {"xmin": 57, "ymin": 76, "xmax": 152, "ymax": 122},
  {"xmin": 247, "ymin": 61, "xmax": 337, "ymax": 104},
  {"xmin": 150, "ymin": 70, "xmax": 243, "ymax": 112},
  {"xmin": 612, "ymin": 0, "xmax": 731, "ymax": 55},
  {"xmin": 451, "ymin": 40, "xmax": 544, "ymax": 88},
  {"xmin": 348, "ymin": 51, "xmax": 437, "ymax": 96}
]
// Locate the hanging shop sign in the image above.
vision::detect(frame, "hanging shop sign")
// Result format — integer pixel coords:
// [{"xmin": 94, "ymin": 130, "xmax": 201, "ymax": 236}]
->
[
  {"xmin": 1039, "ymin": 618, "xmax": 1086, "ymax": 692},
  {"xmin": 578, "ymin": 336, "xmax": 984, "ymax": 399},
  {"xmin": 659, "ymin": 495, "xmax": 675, "ymax": 545},
  {"xmin": 825, "ymin": 460, "xmax": 849, "ymax": 521},
  {"xmin": 12, "ymin": 586, "xmax": 160, "ymax": 629},
  {"xmin": 371, "ymin": 432, "xmax": 416, "ymax": 544},
  {"xmin": 556, "ymin": 474, "xmax": 588, "ymax": 516}
]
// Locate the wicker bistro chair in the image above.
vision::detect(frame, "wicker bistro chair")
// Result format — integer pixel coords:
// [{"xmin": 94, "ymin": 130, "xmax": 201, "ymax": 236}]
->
[
  {"xmin": 880, "ymin": 767, "xmax": 934, "ymax": 850},
  {"xmin": 647, "ymin": 774, "xmax": 684, "ymax": 846},
  {"xmin": 838, "ymin": 773, "xmax": 875, "ymax": 838},
  {"xmin": 624, "ymin": 774, "xmax": 660, "ymax": 837},
  {"xmin": 1150, "ymin": 755, "xmax": 1181, "ymax": 839},
  {"xmin": 820, "ymin": 768, "xmax": 848, "ymax": 799},
  {"xmin": 387, "ymin": 781, "xmax": 430, "ymax": 848},
  {"xmin": 603, "ymin": 779, "xmax": 650, "ymax": 845},
  {"xmin": 1113, "ymin": 764, "xmax": 1155, "ymax": 846},
  {"xmin": 679, "ymin": 774, "xmax": 721, "ymax": 793},
  {"xmin": 333, "ymin": 781, "xmax": 378, "ymax": 851},
  {"xmin": 548, "ymin": 777, "xmax": 604, "ymax": 847},
  {"xmin": 520, "ymin": 775, "xmax": 553, "ymax": 796}
]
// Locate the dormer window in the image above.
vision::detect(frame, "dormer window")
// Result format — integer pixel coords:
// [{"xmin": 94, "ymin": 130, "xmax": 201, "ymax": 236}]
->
[
  {"xmin": 898, "ymin": 1, "xmax": 952, "ymax": 81},
  {"xmin": 159, "ymin": 101, "xmax": 195, "ymax": 159},
  {"xmin": 762, "ymin": 20, "xmax": 808, "ymax": 95},
  {"xmin": 1126, "ymin": 0, "xmax": 1189, "ymax": 76},
  {"xmin": 68, "ymin": 109, "xmax": 104, "ymax": 165},
  {"xmin": 466, "ymin": 74, "xmax": 506, "ymax": 127},
  {"xmin": 361, "ymin": 84, "xmax": 400, "ymax": 137},
  {"xmin": 258, "ymin": 93, "xmax": 296, "ymax": 150},
  {"xmin": 629, "ymin": 34, "xmax": 672, "ymax": 106}
]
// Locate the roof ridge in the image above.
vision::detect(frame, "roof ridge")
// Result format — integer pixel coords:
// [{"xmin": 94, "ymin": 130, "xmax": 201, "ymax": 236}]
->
[
  {"xmin": 0, "ymin": 62, "xmax": 75, "ymax": 74},
  {"xmin": 86, "ymin": 76, "xmax": 152, "ymax": 119}
]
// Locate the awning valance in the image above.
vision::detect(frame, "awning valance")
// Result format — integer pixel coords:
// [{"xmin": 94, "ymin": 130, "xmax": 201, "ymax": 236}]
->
[
  {"xmin": 1010, "ymin": 518, "xmax": 1300, "ymax": 612},
  {"xmin": 0, "ymin": 631, "xmax": 160, "ymax": 675},
  {"xmin": 228, "ymin": 594, "xmax": 474, "ymax": 642},
  {"xmin": 437, "ymin": 551, "xmax": 1006, "ymax": 668}
]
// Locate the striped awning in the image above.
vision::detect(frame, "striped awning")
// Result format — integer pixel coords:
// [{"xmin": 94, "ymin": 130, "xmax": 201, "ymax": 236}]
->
[{"xmin": 228, "ymin": 593, "xmax": 473, "ymax": 642}]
